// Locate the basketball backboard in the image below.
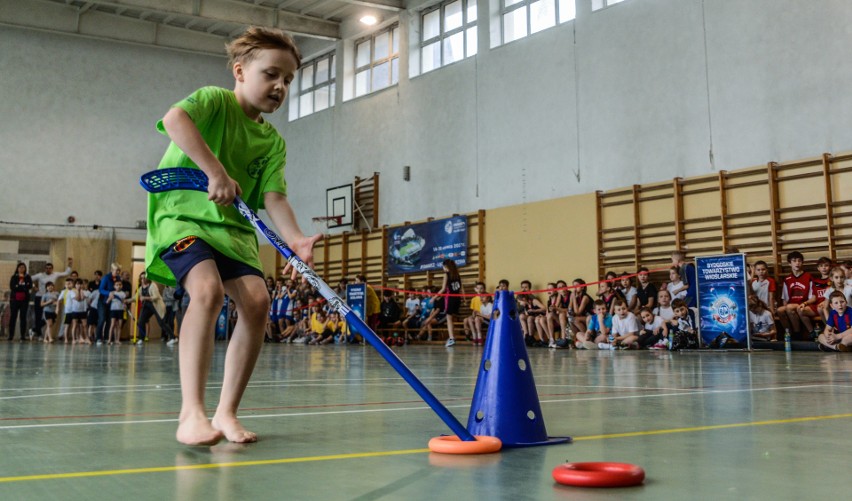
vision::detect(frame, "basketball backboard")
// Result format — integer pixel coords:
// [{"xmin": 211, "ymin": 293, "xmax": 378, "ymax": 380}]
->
[{"xmin": 326, "ymin": 184, "xmax": 353, "ymax": 228}]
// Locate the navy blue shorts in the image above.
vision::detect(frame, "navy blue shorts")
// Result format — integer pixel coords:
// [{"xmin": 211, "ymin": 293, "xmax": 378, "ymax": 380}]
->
[{"xmin": 160, "ymin": 236, "xmax": 263, "ymax": 286}]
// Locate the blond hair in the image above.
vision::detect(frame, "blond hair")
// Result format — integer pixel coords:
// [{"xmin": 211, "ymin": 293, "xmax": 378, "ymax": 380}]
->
[{"xmin": 226, "ymin": 26, "xmax": 301, "ymax": 70}]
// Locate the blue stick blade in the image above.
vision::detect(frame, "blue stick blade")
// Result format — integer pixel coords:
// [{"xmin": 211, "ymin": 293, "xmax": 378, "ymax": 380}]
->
[{"xmin": 140, "ymin": 167, "xmax": 210, "ymax": 194}]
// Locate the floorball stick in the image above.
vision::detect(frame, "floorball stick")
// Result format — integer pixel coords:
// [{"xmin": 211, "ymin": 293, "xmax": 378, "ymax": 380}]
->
[{"xmin": 140, "ymin": 167, "xmax": 475, "ymax": 442}]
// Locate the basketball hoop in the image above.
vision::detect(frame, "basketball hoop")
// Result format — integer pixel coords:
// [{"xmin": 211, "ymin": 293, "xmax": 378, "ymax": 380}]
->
[{"xmin": 312, "ymin": 215, "xmax": 343, "ymax": 233}]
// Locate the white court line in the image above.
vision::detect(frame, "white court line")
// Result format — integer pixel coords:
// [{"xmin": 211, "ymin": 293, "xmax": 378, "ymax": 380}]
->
[
  {"xmin": 0, "ymin": 381, "xmax": 428, "ymax": 401},
  {"xmin": 0, "ymin": 376, "xmax": 474, "ymax": 394},
  {"xmin": 0, "ymin": 384, "xmax": 827, "ymax": 431}
]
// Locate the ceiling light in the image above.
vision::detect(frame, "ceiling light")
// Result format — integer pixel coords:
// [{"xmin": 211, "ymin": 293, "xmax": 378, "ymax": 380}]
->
[{"xmin": 360, "ymin": 15, "xmax": 378, "ymax": 25}]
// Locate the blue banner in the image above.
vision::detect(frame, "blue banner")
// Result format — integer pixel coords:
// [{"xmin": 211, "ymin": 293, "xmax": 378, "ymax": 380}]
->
[
  {"xmin": 346, "ymin": 283, "xmax": 366, "ymax": 322},
  {"xmin": 387, "ymin": 216, "xmax": 468, "ymax": 276},
  {"xmin": 696, "ymin": 254, "xmax": 750, "ymax": 348}
]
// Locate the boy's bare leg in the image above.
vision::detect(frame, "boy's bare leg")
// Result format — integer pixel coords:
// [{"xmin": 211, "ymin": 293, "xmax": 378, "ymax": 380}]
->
[
  {"xmin": 212, "ymin": 274, "xmax": 270, "ymax": 443},
  {"xmin": 176, "ymin": 261, "xmax": 224, "ymax": 446}
]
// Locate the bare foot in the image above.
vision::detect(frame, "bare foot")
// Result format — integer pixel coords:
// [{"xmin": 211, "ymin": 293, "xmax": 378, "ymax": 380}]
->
[
  {"xmin": 176, "ymin": 412, "xmax": 223, "ymax": 446},
  {"xmin": 211, "ymin": 414, "xmax": 257, "ymax": 443}
]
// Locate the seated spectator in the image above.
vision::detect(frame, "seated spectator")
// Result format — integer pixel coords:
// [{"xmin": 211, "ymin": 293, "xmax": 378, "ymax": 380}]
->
[
  {"xmin": 777, "ymin": 251, "xmax": 812, "ymax": 337},
  {"xmin": 464, "ymin": 282, "xmax": 486, "ymax": 341},
  {"xmin": 654, "ymin": 289, "xmax": 675, "ymax": 321},
  {"xmin": 574, "ymin": 300, "xmax": 611, "ymax": 350},
  {"xmin": 633, "ymin": 267, "xmax": 657, "ymax": 314},
  {"xmin": 570, "ymin": 279, "xmax": 593, "ymax": 334},
  {"xmin": 749, "ymin": 260, "xmax": 777, "ymax": 315},
  {"xmin": 637, "ymin": 307, "xmax": 668, "ymax": 349},
  {"xmin": 609, "ymin": 299, "xmax": 640, "ymax": 349},
  {"xmin": 668, "ymin": 298, "xmax": 698, "ymax": 350},
  {"xmin": 473, "ymin": 293, "xmax": 493, "ymax": 346},
  {"xmin": 620, "ymin": 273, "xmax": 638, "ymax": 311},
  {"xmin": 378, "ymin": 289, "xmax": 403, "ymax": 331},
  {"xmin": 748, "ymin": 295, "xmax": 776, "ymax": 342},
  {"xmin": 596, "ymin": 277, "xmax": 624, "ymax": 315},
  {"xmin": 820, "ymin": 267, "xmax": 852, "ymax": 321},
  {"xmin": 417, "ymin": 287, "xmax": 443, "ymax": 341},
  {"xmin": 666, "ymin": 267, "xmax": 687, "ymax": 301},
  {"xmin": 538, "ymin": 283, "xmax": 560, "ymax": 348},
  {"xmin": 842, "ymin": 261, "xmax": 852, "ymax": 287},
  {"xmin": 796, "ymin": 256, "xmax": 831, "ymax": 337},
  {"xmin": 818, "ymin": 291, "xmax": 852, "ymax": 351},
  {"xmin": 671, "ymin": 249, "xmax": 697, "ymax": 307}
]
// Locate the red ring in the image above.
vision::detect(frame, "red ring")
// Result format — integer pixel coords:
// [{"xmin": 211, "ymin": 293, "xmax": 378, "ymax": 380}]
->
[
  {"xmin": 428, "ymin": 435, "xmax": 502, "ymax": 455},
  {"xmin": 552, "ymin": 462, "xmax": 645, "ymax": 488}
]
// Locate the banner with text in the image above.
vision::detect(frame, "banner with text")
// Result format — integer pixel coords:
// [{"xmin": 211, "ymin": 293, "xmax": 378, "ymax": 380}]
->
[
  {"xmin": 696, "ymin": 254, "xmax": 750, "ymax": 348},
  {"xmin": 346, "ymin": 283, "xmax": 366, "ymax": 322},
  {"xmin": 386, "ymin": 216, "xmax": 468, "ymax": 276}
]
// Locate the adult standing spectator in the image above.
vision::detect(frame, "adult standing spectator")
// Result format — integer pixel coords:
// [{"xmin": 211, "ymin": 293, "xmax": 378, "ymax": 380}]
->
[
  {"xmin": 30, "ymin": 258, "xmax": 73, "ymax": 339},
  {"xmin": 97, "ymin": 263, "xmax": 122, "ymax": 344},
  {"xmin": 128, "ymin": 274, "xmax": 173, "ymax": 345},
  {"xmin": 8, "ymin": 263, "xmax": 34, "ymax": 341}
]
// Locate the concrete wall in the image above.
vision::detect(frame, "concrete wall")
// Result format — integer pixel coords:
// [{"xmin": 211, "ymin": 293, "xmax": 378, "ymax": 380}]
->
[
  {"xmin": 279, "ymin": 0, "xmax": 852, "ymax": 230},
  {"xmin": 2, "ymin": 0, "xmax": 852, "ymax": 236}
]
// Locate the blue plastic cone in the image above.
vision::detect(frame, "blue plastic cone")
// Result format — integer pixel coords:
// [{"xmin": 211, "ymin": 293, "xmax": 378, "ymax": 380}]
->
[{"xmin": 466, "ymin": 290, "xmax": 571, "ymax": 447}]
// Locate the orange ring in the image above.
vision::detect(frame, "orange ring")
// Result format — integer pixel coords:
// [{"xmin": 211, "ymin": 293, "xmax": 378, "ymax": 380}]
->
[
  {"xmin": 552, "ymin": 462, "xmax": 645, "ymax": 488},
  {"xmin": 428, "ymin": 435, "xmax": 502, "ymax": 455}
]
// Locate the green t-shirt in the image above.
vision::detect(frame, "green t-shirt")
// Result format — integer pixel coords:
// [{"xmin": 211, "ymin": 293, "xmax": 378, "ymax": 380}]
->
[{"xmin": 145, "ymin": 86, "xmax": 288, "ymax": 285}]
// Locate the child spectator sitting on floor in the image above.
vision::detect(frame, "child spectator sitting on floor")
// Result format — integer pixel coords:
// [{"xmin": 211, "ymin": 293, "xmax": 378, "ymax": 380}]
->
[
  {"xmin": 748, "ymin": 295, "xmax": 776, "ymax": 342},
  {"xmin": 818, "ymin": 291, "xmax": 852, "ymax": 351},
  {"xmin": 638, "ymin": 307, "xmax": 668, "ymax": 349},
  {"xmin": 609, "ymin": 299, "xmax": 640, "ymax": 349},
  {"xmin": 574, "ymin": 300, "xmax": 611, "ymax": 350},
  {"xmin": 820, "ymin": 267, "xmax": 852, "ymax": 321},
  {"xmin": 654, "ymin": 289, "xmax": 675, "ymax": 321},
  {"xmin": 749, "ymin": 260, "xmax": 777, "ymax": 315},
  {"xmin": 668, "ymin": 299, "xmax": 697, "ymax": 349}
]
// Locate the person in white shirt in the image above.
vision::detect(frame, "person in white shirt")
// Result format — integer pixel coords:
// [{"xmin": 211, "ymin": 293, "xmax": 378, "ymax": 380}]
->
[
  {"xmin": 30, "ymin": 257, "xmax": 73, "ymax": 338},
  {"xmin": 666, "ymin": 267, "xmax": 687, "ymax": 301},
  {"xmin": 610, "ymin": 300, "xmax": 640, "ymax": 349}
]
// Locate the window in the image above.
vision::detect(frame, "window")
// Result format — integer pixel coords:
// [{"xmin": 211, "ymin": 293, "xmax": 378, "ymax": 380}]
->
[
  {"xmin": 420, "ymin": 0, "xmax": 478, "ymax": 74},
  {"xmin": 289, "ymin": 53, "xmax": 336, "ymax": 120},
  {"xmin": 591, "ymin": 0, "xmax": 625, "ymax": 11},
  {"xmin": 501, "ymin": 0, "xmax": 575, "ymax": 44},
  {"xmin": 354, "ymin": 24, "xmax": 400, "ymax": 98}
]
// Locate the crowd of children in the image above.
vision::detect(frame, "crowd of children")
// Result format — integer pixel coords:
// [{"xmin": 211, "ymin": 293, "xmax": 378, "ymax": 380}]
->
[
  {"xmin": 9, "ymin": 249, "xmax": 852, "ymax": 354},
  {"xmin": 3, "ymin": 261, "xmax": 183, "ymax": 346}
]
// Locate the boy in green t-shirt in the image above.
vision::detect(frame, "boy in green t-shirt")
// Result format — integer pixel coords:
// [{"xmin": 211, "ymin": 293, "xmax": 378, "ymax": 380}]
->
[{"xmin": 146, "ymin": 27, "xmax": 320, "ymax": 446}]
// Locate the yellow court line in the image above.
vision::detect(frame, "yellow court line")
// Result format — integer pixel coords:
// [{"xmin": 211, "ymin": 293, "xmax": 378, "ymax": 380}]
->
[
  {"xmin": 0, "ymin": 449, "xmax": 430, "ymax": 483},
  {"xmin": 4, "ymin": 412, "xmax": 852, "ymax": 484},
  {"xmin": 574, "ymin": 412, "xmax": 852, "ymax": 441}
]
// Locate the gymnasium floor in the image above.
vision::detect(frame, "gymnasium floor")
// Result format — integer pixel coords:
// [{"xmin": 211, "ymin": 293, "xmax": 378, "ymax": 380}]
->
[{"xmin": 1, "ymin": 340, "xmax": 849, "ymax": 500}]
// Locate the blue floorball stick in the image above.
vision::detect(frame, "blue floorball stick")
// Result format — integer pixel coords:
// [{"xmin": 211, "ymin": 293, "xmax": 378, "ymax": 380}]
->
[{"xmin": 140, "ymin": 167, "xmax": 476, "ymax": 442}]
